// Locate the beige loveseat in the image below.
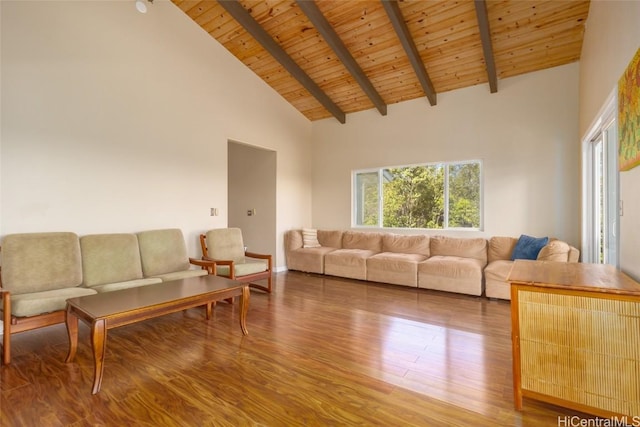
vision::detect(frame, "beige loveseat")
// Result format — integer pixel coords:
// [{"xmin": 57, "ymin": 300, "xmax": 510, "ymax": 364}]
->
[
  {"xmin": 0, "ymin": 228, "xmax": 216, "ymax": 364},
  {"xmin": 484, "ymin": 236, "xmax": 579, "ymax": 300}
]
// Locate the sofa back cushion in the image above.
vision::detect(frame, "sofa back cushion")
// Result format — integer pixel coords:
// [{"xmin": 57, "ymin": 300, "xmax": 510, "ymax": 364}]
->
[
  {"xmin": 382, "ymin": 234, "xmax": 430, "ymax": 257},
  {"xmin": 317, "ymin": 230, "xmax": 343, "ymax": 248},
  {"xmin": 430, "ymin": 236, "xmax": 487, "ymax": 263},
  {"xmin": 568, "ymin": 246, "xmax": 580, "ymax": 262},
  {"xmin": 537, "ymin": 240, "xmax": 571, "ymax": 262},
  {"xmin": 137, "ymin": 229, "xmax": 190, "ymax": 277},
  {"xmin": 1, "ymin": 232, "xmax": 82, "ymax": 294},
  {"xmin": 205, "ymin": 228, "xmax": 246, "ymax": 263},
  {"xmin": 488, "ymin": 236, "xmax": 518, "ymax": 262},
  {"xmin": 284, "ymin": 230, "xmax": 304, "ymax": 251},
  {"xmin": 342, "ymin": 231, "xmax": 382, "ymax": 252},
  {"xmin": 81, "ymin": 233, "xmax": 144, "ymax": 287}
]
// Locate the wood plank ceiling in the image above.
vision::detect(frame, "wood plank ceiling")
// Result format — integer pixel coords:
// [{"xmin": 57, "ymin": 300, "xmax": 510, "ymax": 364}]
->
[{"xmin": 172, "ymin": 0, "xmax": 590, "ymax": 123}]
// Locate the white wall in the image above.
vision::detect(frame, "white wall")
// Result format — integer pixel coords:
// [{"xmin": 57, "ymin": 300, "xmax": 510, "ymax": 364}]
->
[
  {"xmin": 311, "ymin": 63, "xmax": 581, "ymax": 245},
  {"xmin": 579, "ymin": 0, "xmax": 640, "ymax": 280},
  {"xmin": 0, "ymin": 0, "xmax": 312, "ymax": 267}
]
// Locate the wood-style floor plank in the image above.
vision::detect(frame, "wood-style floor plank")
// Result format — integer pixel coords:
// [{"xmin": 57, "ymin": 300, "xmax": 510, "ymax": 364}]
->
[{"xmin": 1, "ymin": 272, "xmax": 591, "ymax": 426}]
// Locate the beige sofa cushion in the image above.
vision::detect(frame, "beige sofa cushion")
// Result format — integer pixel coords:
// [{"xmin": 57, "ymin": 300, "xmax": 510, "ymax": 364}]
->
[
  {"xmin": 430, "ymin": 236, "xmax": 487, "ymax": 264},
  {"xmin": 137, "ymin": 229, "xmax": 191, "ymax": 278},
  {"xmin": 568, "ymin": 246, "xmax": 580, "ymax": 262},
  {"xmin": 367, "ymin": 252, "xmax": 426, "ymax": 287},
  {"xmin": 284, "ymin": 229, "xmax": 341, "ymax": 274},
  {"xmin": 487, "ymin": 236, "xmax": 518, "ymax": 263},
  {"xmin": 287, "ymin": 247, "xmax": 336, "ymax": 274},
  {"xmin": 324, "ymin": 249, "xmax": 375, "ymax": 281},
  {"xmin": 10, "ymin": 287, "xmax": 96, "ymax": 317},
  {"xmin": 418, "ymin": 256, "xmax": 485, "ymax": 296},
  {"xmin": 323, "ymin": 231, "xmax": 382, "ymax": 280},
  {"xmin": 537, "ymin": 240, "xmax": 571, "ymax": 261},
  {"xmin": 89, "ymin": 278, "xmax": 161, "ymax": 293},
  {"xmin": 81, "ymin": 233, "xmax": 147, "ymax": 288},
  {"xmin": 284, "ymin": 229, "xmax": 304, "ymax": 251},
  {"xmin": 216, "ymin": 260, "xmax": 268, "ymax": 278},
  {"xmin": 205, "ymin": 228, "xmax": 246, "ymax": 263},
  {"xmin": 317, "ymin": 230, "xmax": 343, "ymax": 248},
  {"xmin": 484, "ymin": 260, "xmax": 513, "ymax": 283},
  {"xmin": 152, "ymin": 269, "xmax": 208, "ymax": 282},
  {"xmin": 382, "ymin": 234, "xmax": 430, "ymax": 256},
  {"xmin": 342, "ymin": 231, "xmax": 382, "ymax": 252},
  {"xmin": 484, "ymin": 260, "xmax": 514, "ymax": 300},
  {"xmin": 1, "ymin": 232, "xmax": 82, "ymax": 294}
]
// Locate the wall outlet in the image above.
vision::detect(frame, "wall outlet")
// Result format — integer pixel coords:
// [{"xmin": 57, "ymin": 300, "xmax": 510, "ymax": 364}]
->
[{"xmin": 210, "ymin": 208, "xmax": 219, "ymax": 216}]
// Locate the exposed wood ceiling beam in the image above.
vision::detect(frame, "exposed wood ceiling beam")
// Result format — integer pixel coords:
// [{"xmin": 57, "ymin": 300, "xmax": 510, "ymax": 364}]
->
[
  {"xmin": 381, "ymin": 0, "xmax": 436, "ymax": 106},
  {"xmin": 217, "ymin": 0, "xmax": 346, "ymax": 124},
  {"xmin": 296, "ymin": 0, "xmax": 387, "ymax": 117},
  {"xmin": 474, "ymin": 0, "xmax": 498, "ymax": 93}
]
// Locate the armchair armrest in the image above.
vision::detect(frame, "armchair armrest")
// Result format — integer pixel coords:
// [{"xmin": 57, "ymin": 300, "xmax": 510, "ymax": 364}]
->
[
  {"xmin": 202, "ymin": 257, "xmax": 236, "ymax": 279},
  {"xmin": 202, "ymin": 256, "xmax": 234, "ymax": 267},
  {"xmin": 188, "ymin": 257, "xmax": 217, "ymax": 275},
  {"xmin": 245, "ymin": 252, "xmax": 273, "ymax": 270},
  {"xmin": 245, "ymin": 251, "xmax": 270, "ymax": 259}
]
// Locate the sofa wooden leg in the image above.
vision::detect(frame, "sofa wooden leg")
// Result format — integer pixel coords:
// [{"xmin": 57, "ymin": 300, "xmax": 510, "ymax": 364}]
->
[{"xmin": 2, "ymin": 293, "xmax": 11, "ymax": 365}]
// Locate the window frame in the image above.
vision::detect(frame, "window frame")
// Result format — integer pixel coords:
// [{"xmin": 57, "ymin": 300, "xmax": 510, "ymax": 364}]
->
[{"xmin": 352, "ymin": 159, "xmax": 483, "ymax": 231}]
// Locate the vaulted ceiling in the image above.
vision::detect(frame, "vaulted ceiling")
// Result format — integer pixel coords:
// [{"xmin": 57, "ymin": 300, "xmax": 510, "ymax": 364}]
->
[{"xmin": 172, "ymin": 0, "xmax": 590, "ymax": 123}]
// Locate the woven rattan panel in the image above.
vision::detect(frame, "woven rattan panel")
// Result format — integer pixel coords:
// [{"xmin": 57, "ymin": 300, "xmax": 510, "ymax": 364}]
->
[{"xmin": 518, "ymin": 290, "xmax": 640, "ymax": 416}]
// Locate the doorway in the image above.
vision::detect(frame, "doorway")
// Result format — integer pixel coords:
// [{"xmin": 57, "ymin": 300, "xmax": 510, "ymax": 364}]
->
[{"xmin": 227, "ymin": 140, "xmax": 277, "ymax": 260}]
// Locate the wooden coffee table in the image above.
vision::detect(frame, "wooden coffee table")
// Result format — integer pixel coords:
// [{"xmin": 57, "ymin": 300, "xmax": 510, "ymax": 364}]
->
[{"xmin": 65, "ymin": 274, "xmax": 249, "ymax": 394}]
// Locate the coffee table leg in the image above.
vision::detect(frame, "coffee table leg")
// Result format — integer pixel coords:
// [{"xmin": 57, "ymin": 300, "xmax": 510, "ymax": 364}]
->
[
  {"xmin": 65, "ymin": 305, "xmax": 78, "ymax": 363},
  {"xmin": 206, "ymin": 302, "xmax": 212, "ymax": 320},
  {"xmin": 90, "ymin": 319, "xmax": 107, "ymax": 394},
  {"xmin": 240, "ymin": 285, "xmax": 249, "ymax": 335}
]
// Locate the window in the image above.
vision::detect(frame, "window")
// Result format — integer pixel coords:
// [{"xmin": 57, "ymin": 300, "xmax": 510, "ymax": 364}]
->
[{"xmin": 353, "ymin": 160, "xmax": 482, "ymax": 229}]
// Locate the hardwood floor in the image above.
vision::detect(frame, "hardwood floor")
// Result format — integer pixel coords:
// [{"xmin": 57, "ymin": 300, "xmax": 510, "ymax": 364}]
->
[{"xmin": 1, "ymin": 272, "xmax": 591, "ymax": 426}]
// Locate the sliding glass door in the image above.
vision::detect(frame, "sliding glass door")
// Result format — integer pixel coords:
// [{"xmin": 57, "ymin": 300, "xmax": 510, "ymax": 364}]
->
[{"xmin": 583, "ymin": 94, "xmax": 619, "ymax": 266}]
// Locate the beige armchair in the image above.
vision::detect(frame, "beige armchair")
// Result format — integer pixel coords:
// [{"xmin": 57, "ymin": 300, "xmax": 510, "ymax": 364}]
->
[{"xmin": 200, "ymin": 228, "xmax": 272, "ymax": 293}]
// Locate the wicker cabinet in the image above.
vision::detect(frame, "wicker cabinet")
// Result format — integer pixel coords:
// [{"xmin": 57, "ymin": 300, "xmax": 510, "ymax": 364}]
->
[{"xmin": 508, "ymin": 260, "xmax": 640, "ymax": 418}]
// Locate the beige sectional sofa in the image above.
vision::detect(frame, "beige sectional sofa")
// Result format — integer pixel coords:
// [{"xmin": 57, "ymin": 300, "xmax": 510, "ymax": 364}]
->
[
  {"xmin": 284, "ymin": 229, "xmax": 579, "ymax": 300},
  {"xmin": 0, "ymin": 228, "xmax": 216, "ymax": 364}
]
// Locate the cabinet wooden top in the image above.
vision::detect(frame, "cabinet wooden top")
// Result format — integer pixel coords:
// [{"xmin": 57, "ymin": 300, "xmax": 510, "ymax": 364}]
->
[{"xmin": 507, "ymin": 260, "xmax": 640, "ymax": 296}]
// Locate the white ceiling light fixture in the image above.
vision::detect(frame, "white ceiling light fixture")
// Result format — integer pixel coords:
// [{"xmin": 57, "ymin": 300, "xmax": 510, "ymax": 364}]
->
[{"xmin": 135, "ymin": 0, "xmax": 153, "ymax": 14}]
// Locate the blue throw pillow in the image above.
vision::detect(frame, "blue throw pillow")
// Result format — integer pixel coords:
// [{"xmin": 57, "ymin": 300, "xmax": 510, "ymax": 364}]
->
[{"xmin": 511, "ymin": 234, "xmax": 549, "ymax": 261}]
